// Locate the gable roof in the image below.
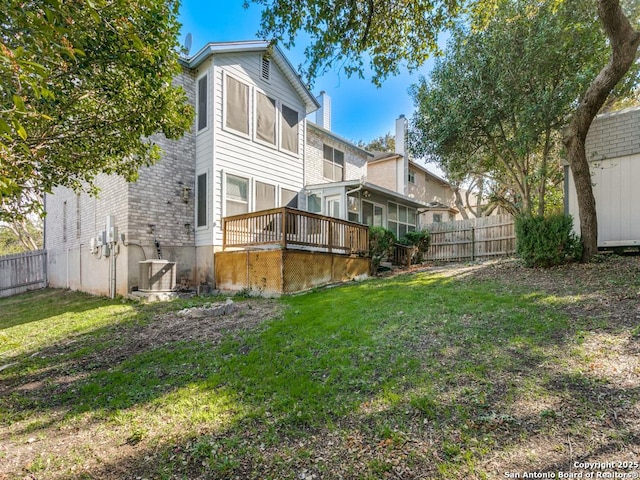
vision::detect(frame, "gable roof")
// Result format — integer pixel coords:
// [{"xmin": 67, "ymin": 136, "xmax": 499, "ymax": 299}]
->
[
  {"xmin": 181, "ymin": 40, "xmax": 320, "ymax": 114},
  {"xmin": 308, "ymin": 122, "xmax": 374, "ymax": 158}
]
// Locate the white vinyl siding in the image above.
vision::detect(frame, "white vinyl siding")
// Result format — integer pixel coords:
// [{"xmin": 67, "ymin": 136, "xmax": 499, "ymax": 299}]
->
[{"xmin": 211, "ymin": 53, "xmax": 306, "ymax": 246}]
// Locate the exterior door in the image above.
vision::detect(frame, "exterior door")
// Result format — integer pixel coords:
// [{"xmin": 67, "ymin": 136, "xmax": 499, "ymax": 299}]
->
[
  {"xmin": 362, "ymin": 200, "xmax": 384, "ymax": 227},
  {"xmin": 325, "ymin": 195, "xmax": 342, "ymax": 219}
]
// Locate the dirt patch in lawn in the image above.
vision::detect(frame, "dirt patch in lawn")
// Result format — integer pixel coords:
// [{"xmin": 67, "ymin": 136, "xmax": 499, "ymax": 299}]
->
[{"xmin": 0, "ymin": 298, "xmax": 284, "ymax": 480}]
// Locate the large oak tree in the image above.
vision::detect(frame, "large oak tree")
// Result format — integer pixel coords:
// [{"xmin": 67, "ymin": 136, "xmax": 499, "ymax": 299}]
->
[{"xmin": 409, "ymin": 0, "xmax": 634, "ymax": 219}]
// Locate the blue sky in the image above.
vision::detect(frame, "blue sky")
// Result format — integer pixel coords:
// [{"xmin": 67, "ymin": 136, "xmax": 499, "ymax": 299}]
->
[{"xmin": 177, "ymin": 0, "xmax": 441, "ymax": 145}]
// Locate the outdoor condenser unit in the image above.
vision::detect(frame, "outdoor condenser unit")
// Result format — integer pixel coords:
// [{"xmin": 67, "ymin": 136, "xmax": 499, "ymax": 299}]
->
[{"xmin": 138, "ymin": 260, "xmax": 176, "ymax": 292}]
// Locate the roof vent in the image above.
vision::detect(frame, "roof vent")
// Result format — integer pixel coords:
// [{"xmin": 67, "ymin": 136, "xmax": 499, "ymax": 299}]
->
[{"xmin": 261, "ymin": 56, "xmax": 270, "ymax": 81}]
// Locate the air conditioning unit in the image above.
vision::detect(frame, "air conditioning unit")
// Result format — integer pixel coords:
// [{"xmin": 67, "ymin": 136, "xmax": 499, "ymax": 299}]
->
[{"xmin": 138, "ymin": 260, "xmax": 176, "ymax": 292}]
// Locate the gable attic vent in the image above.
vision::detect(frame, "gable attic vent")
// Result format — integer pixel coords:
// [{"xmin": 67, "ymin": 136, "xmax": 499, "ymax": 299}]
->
[{"xmin": 261, "ymin": 56, "xmax": 271, "ymax": 81}]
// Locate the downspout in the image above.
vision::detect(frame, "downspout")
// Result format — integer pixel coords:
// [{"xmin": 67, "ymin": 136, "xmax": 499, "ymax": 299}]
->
[{"xmin": 111, "ymin": 246, "xmax": 116, "ymax": 299}]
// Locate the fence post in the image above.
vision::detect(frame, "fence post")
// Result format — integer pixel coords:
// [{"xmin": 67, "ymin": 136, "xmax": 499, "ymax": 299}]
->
[{"xmin": 471, "ymin": 226, "xmax": 476, "ymax": 261}]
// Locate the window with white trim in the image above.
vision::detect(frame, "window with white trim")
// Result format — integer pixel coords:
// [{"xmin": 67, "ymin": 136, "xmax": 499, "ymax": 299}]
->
[
  {"xmin": 255, "ymin": 181, "xmax": 276, "ymax": 211},
  {"xmin": 197, "ymin": 75, "xmax": 208, "ymax": 132},
  {"xmin": 256, "ymin": 91, "xmax": 277, "ymax": 145},
  {"xmin": 280, "ymin": 104, "xmax": 299, "ymax": 153},
  {"xmin": 387, "ymin": 202, "xmax": 416, "ymax": 238},
  {"xmin": 225, "ymin": 75, "xmax": 249, "ymax": 135},
  {"xmin": 323, "ymin": 145, "xmax": 344, "ymax": 181},
  {"xmin": 225, "ymin": 174, "xmax": 249, "ymax": 216},
  {"xmin": 307, "ymin": 193, "xmax": 322, "ymax": 213},
  {"xmin": 347, "ymin": 195, "xmax": 359, "ymax": 223},
  {"xmin": 408, "ymin": 169, "xmax": 416, "ymax": 184},
  {"xmin": 196, "ymin": 173, "xmax": 207, "ymax": 227},
  {"xmin": 281, "ymin": 188, "xmax": 298, "ymax": 208},
  {"xmin": 362, "ymin": 201, "xmax": 384, "ymax": 227}
]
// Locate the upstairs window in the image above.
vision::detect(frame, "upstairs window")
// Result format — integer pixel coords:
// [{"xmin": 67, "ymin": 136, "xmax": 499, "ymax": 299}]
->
[
  {"xmin": 323, "ymin": 145, "xmax": 344, "ymax": 181},
  {"xmin": 225, "ymin": 76, "xmax": 249, "ymax": 135},
  {"xmin": 197, "ymin": 75, "xmax": 208, "ymax": 131},
  {"xmin": 408, "ymin": 169, "xmax": 416, "ymax": 184},
  {"xmin": 256, "ymin": 91, "xmax": 277, "ymax": 145},
  {"xmin": 281, "ymin": 104, "xmax": 299, "ymax": 153}
]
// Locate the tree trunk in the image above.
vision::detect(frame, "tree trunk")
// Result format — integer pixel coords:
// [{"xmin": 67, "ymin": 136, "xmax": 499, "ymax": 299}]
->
[
  {"xmin": 451, "ymin": 184, "xmax": 470, "ymax": 219},
  {"xmin": 563, "ymin": 0, "xmax": 639, "ymax": 261}
]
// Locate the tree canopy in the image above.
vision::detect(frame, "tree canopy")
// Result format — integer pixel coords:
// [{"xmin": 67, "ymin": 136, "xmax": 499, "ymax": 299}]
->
[
  {"xmin": 0, "ymin": 0, "xmax": 193, "ymax": 222},
  {"xmin": 408, "ymin": 0, "xmax": 634, "ymax": 217},
  {"xmin": 250, "ymin": 0, "xmax": 463, "ymax": 86},
  {"xmin": 358, "ymin": 133, "xmax": 395, "ymax": 153}
]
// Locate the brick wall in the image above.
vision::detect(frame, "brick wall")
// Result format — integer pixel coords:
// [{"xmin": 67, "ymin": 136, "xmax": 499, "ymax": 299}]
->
[
  {"xmin": 127, "ymin": 68, "xmax": 196, "ymax": 248},
  {"xmin": 305, "ymin": 124, "xmax": 369, "ymax": 185},
  {"xmin": 586, "ymin": 106, "xmax": 640, "ymax": 161},
  {"xmin": 45, "ymin": 67, "xmax": 198, "ymax": 294}
]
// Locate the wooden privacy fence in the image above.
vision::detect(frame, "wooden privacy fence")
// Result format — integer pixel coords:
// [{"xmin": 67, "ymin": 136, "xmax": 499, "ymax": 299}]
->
[
  {"xmin": 223, "ymin": 207, "xmax": 369, "ymax": 256},
  {"xmin": 425, "ymin": 214, "xmax": 516, "ymax": 262},
  {"xmin": 0, "ymin": 249, "xmax": 47, "ymax": 298}
]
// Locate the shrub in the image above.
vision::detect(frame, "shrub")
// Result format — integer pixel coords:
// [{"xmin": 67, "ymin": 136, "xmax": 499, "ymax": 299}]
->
[
  {"xmin": 369, "ymin": 226, "xmax": 396, "ymax": 272},
  {"xmin": 515, "ymin": 214, "xmax": 582, "ymax": 267},
  {"xmin": 399, "ymin": 230, "xmax": 431, "ymax": 264}
]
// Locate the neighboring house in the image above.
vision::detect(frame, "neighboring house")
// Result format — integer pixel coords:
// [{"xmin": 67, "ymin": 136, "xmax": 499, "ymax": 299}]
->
[
  {"xmin": 45, "ymin": 41, "xmax": 318, "ymax": 296},
  {"xmin": 303, "ymin": 107, "xmax": 427, "ymax": 238},
  {"xmin": 565, "ymin": 106, "xmax": 640, "ymax": 248}
]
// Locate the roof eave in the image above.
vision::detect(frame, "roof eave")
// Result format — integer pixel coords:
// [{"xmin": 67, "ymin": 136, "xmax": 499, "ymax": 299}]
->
[{"xmin": 180, "ymin": 41, "xmax": 319, "ymax": 114}]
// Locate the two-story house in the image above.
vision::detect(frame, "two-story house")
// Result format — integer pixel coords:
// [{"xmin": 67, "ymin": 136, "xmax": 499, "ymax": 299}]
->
[
  {"xmin": 44, "ymin": 41, "xmax": 465, "ymax": 297},
  {"xmin": 45, "ymin": 41, "xmax": 318, "ymax": 296}
]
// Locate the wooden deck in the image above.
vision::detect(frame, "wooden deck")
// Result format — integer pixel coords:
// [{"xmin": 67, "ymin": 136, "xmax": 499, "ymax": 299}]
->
[
  {"xmin": 223, "ymin": 207, "xmax": 369, "ymax": 256},
  {"xmin": 217, "ymin": 208, "xmax": 370, "ymax": 295}
]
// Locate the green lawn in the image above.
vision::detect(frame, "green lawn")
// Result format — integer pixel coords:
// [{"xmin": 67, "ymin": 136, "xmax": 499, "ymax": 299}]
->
[{"xmin": 1, "ymin": 258, "xmax": 638, "ymax": 479}]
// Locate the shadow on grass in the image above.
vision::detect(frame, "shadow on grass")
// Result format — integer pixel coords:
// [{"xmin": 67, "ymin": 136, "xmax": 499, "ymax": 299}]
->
[
  {"xmin": 0, "ymin": 289, "xmax": 117, "ymax": 331},
  {"xmin": 2, "ymin": 265, "xmax": 639, "ymax": 479}
]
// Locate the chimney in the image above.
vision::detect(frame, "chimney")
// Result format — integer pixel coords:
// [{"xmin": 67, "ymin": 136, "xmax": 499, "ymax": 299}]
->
[
  {"xmin": 395, "ymin": 115, "xmax": 409, "ymax": 195},
  {"xmin": 395, "ymin": 114, "xmax": 407, "ymax": 156},
  {"xmin": 316, "ymin": 91, "xmax": 331, "ymax": 130}
]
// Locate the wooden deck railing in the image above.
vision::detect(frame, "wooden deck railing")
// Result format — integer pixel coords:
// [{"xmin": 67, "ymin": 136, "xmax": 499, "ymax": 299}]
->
[
  {"xmin": 223, "ymin": 207, "xmax": 369, "ymax": 256},
  {"xmin": 391, "ymin": 243, "xmax": 415, "ymax": 269}
]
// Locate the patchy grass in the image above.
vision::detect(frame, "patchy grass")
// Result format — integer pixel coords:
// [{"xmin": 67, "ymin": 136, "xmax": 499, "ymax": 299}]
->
[{"xmin": 1, "ymin": 255, "xmax": 639, "ymax": 479}]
